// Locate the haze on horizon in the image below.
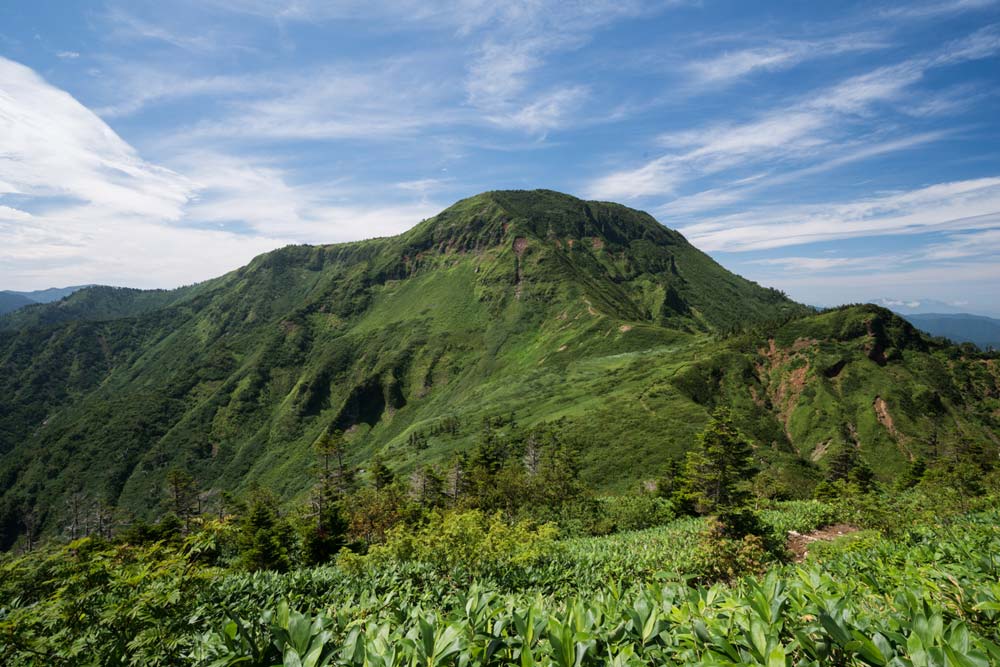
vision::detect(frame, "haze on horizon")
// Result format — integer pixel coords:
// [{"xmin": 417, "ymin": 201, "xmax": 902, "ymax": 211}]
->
[{"xmin": 1, "ymin": 0, "xmax": 999, "ymax": 315}]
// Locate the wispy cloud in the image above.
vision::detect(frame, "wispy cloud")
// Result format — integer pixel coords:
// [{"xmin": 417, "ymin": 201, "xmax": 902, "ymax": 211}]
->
[
  {"xmin": 749, "ymin": 255, "xmax": 893, "ymax": 272},
  {"xmin": 94, "ymin": 66, "xmax": 264, "ymax": 118},
  {"xmin": 103, "ymin": 7, "xmax": 224, "ymax": 53},
  {"xmin": 685, "ymin": 33, "xmax": 891, "ymax": 87},
  {"xmin": 880, "ymin": 0, "xmax": 998, "ymax": 20},
  {"xmin": 0, "ymin": 57, "xmax": 192, "ymax": 220},
  {"xmin": 170, "ymin": 60, "xmax": 468, "ymax": 142},
  {"xmin": 659, "ymin": 132, "xmax": 949, "ymax": 216},
  {"xmin": 459, "ymin": 1, "xmax": 672, "ymax": 132},
  {"xmin": 924, "ymin": 227, "xmax": 1000, "ymax": 260},
  {"xmin": 0, "ymin": 56, "xmax": 441, "ymax": 289},
  {"xmin": 679, "ymin": 177, "xmax": 1000, "ymax": 251},
  {"xmin": 587, "ymin": 26, "xmax": 1000, "ymax": 203}
]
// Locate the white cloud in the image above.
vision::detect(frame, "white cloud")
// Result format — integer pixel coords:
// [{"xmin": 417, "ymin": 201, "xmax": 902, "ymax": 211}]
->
[
  {"xmin": 587, "ymin": 26, "xmax": 1000, "ymax": 203},
  {"xmin": 685, "ymin": 33, "xmax": 890, "ymax": 87},
  {"xmin": 170, "ymin": 61, "xmax": 469, "ymax": 143},
  {"xmin": 659, "ymin": 132, "xmax": 948, "ymax": 216},
  {"xmin": 933, "ymin": 23, "xmax": 1000, "ymax": 65},
  {"xmin": 749, "ymin": 255, "xmax": 891, "ymax": 272},
  {"xmin": 103, "ymin": 7, "xmax": 224, "ymax": 52},
  {"xmin": 0, "ymin": 56, "xmax": 442, "ymax": 290},
  {"xmin": 0, "ymin": 57, "xmax": 192, "ymax": 219},
  {"xmin": 924, "ymin": 228, "xmax": 1000, "ymax": 260},
  {"xmin": 678, "ymin": 177, "xmax": 1000, "ymax": 251},
  {"xmin": 687, "ymin": 47, "xmax": 801, "ymax": 84},
  {"xmin": 56, "ymin": 51, "xmax": 80, "ymax": 60},
  {"xmin": 175, "ymin": 151, "xmax": 443, "ymax": 241},
  {"xmin": 459, "ymin": 1, "xmax": 669, "ymax": 132},
  {"xmin": 493, "ymin": 85, "xmax": 591, "ymax": 134},
  {"xmin": 94, "ymin": 67, "xmax": 264, "ymax": 118},
  {"xmin": 880, "ymin": 0, "xmax": 998, "ymax": 20},
  {"xmin": 588, "ymin": 112, "xmax": 827, "ymax": 200}
]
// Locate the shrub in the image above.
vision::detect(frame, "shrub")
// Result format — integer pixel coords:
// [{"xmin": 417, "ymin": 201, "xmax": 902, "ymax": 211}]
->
[
  {"xmin": 689, "ymin": 517, "xmax": 770, "ymax": 584},
  {"xmin": 360, "ymin": 509, "xmax": 559, "ymax": 579},
  {"xmin": 598, "ymin": 495, "xmax": 674, "ymax": 533}
]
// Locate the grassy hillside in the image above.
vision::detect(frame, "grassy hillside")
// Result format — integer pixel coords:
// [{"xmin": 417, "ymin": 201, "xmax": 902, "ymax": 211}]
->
[{"xmin": 0, "ymin": 190, "xmax": 996, "ymax": 546}]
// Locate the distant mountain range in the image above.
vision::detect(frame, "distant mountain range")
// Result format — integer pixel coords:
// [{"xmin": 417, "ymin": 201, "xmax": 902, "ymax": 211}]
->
[
  {"xmin": 869, "ymin": 298, "xmax": 1000, "ymax": 350},
  {"xmin": 0, "ymin": 285, "xmax": 92, "ymax": 315},
  {"xmin": 869, "ymin": 297, "xmax": 972, "ymax": 316},
  {"xmin": 901, "ymin": 313, "xmax": 1000, "ymax": 351}
]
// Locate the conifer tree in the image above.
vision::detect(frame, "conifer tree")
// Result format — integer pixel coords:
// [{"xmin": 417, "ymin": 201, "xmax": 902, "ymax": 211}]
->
[
  {"xmin": 369, "ymin": 454, "xmax": 395, "ymax": 491},
  {"xmin": 236, "ymin": 487, "xmax": 294, "ymax": 571},
  {"xmin": 165, "ymin": 468, "xmax": 199, "ymax": 533},
  {"xmin": 682, "ymin": 408, "xmax": 755, "ymax": 515},
  {"xmin": 306, "ymin": 431, "xmax": 349, "ymax": 564}
]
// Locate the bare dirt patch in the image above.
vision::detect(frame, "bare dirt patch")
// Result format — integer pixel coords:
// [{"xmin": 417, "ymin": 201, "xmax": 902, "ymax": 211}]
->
[
  {"xmin": 513, "ymin": 237, "xmax": 528, "ymax": 256},
  {"xmin": 874, "ymin": 395, "xmax": 914, "ymax": 460},
  {"xmin": 810, "ymin": 439, "xmax": 830, "ymax": 462},
  {"xmin": 619, "ymin": 324, "xmax": 633, "ymax": 333},
  {"xmin": 755, "ymin": 338, "xmax": 817, "ymax": 443},
  {"xmin": 873, "ymin": 396, "xmax": 896, "ymax": 437},
  {"xmin": 787, "ymin": 524, "xmax": 859, "ymax": 562}
]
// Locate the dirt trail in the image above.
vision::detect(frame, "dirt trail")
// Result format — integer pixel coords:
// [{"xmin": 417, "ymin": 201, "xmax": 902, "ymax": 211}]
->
[{"xmin": 787, "ymin": 524, "xmax": 859, "ymax": 562}]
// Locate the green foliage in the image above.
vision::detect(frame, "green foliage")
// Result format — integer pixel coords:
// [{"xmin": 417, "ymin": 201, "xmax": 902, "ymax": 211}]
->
[
  {"xmin": 596, "ymin": 494, "xmax": 674, "ymax": 533},
  {"xmin": 682, "ymin": 407, "xmax": 756, "ymax": 516},
  {"xmin": 200, "ymin": 507, "xmax": 1000, "ymax": 667},
  {"xmin": 348, "ymin": 509, "xmax": 560, "ymax": 581},
  {"xmin": 0, "ymin": 532, "xmax": 219, "ymax": 666},
  {"xmin": 235, "ymin": 490, "xmax": 295, "ymax": 572},
  {"xmin": 3, "ymin": 494, "xmax": 999, "ymax": 666}
]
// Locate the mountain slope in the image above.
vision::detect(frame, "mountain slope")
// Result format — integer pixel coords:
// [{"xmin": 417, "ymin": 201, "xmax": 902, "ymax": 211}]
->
[{"xmin": 0, "ymin": 190, "xmax": 996, "ymax": 546}]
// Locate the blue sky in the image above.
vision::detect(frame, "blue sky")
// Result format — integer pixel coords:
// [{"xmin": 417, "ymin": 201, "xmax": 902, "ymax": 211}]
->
[{"xmin": 1, "ymin": 1, "xmax": 999, "ymax": 314}]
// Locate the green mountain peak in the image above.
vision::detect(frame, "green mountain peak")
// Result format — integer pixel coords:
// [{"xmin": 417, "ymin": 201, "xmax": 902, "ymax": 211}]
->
[{"xmin": 0, "ymin": 190, "xmax": 996, "ymax": 548}]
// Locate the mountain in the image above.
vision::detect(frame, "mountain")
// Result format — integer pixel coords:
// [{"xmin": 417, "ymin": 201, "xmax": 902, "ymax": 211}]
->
[
  {"xmin": 871, "ymin": 297, "xmax": 971, "ymax": 316},
  {"xmin": 1, "ymin": 190, "xmax": 997, "ymax": 547},
  {"xmin": 904, "ymin": 313, "xmax": 1000, "ymax": 351},
  {"xmin": 11, "ymin": 285, "xmax": 94, "ymax": 304},
  {"xmin": 0, "ymin": 285, "xmax": 93, "ymax": 317},
  {"xmin": 0, "ymin": 292, "xmax": 34, "ymax": 316},
  {"xmin": 0, "ymin": 285, "xmax": 196, "ymax": 330}
]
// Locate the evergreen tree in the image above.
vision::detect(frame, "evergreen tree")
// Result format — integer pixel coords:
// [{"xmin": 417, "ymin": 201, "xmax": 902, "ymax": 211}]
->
[
  {"xmin": 894, "ymin": 457, "xmax": 927, "ymax": 491},
  {"xmin": 235, "ymin": 488, "xmax": 294, "ymax": 571},
  {"xmin": 537, "ymin": 439, "xmax": 585, "ymax": 509},
  {"xmin": 305, "ymin": 432, "xmax": 349, "ymax": 564},
  {"xmin": 315, "ymin": 429, "xmax": 355, "ymax": 494},
  {"xmin": 827, "ymin": 447, "xmax": 859, "ymax": 483},
  {"xmin": 682, "ymin": 408, "xmax": 755, "ymax": 515},
  {"xmin": 409, "ymin": 465, "xmax": 444, "ymax": 507},
  {"xmin": 369, "ymin": 455, "xmax": 395, "ymax": 491},
  {"xmin": 165, "ymin": 468, "xmax": 199, "ymax": 533}
]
